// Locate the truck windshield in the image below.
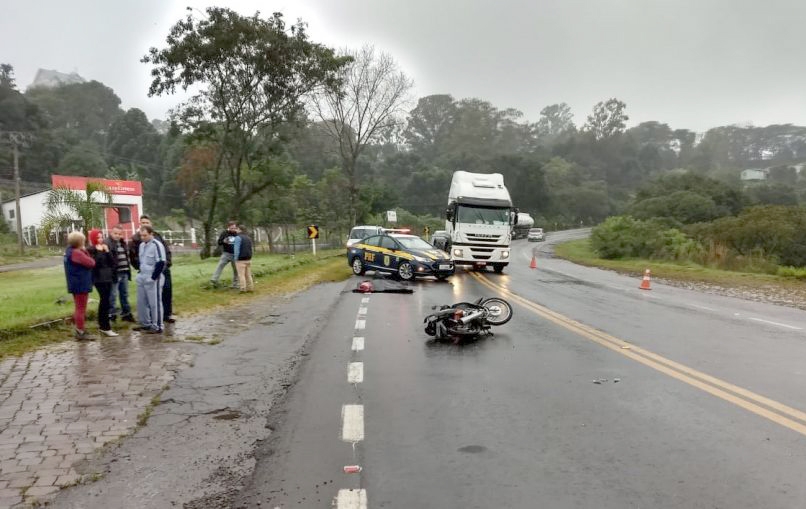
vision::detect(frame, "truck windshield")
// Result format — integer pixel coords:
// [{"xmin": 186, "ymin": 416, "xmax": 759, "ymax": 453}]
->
[{"xmin": 456, "ymin": 205, "xmax": 510, "ymax": 225}]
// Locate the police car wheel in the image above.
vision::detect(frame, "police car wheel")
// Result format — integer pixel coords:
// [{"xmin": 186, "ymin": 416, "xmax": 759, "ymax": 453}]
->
[
  {"xmin": 398, "ymin": 262, "xmax": 414, "ymax": 281},
  {"xmin": 351, "ymin": 257, "xmax": 366, "ymax": 275}
]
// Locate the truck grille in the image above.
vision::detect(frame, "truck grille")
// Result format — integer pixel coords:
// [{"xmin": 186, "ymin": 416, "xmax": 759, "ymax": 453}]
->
[{"xmin": 466, "ymin": 234, "xmax": 501, "ymax": 243}]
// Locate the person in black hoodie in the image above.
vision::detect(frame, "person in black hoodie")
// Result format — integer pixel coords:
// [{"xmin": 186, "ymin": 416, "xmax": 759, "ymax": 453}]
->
[
  {"xmin": 87, "ymin": 228, "xmax": 119, "ymax": 337},
  {"xmin": 210, "ymin": 221, "xmax": 239, "ymax": 289}
]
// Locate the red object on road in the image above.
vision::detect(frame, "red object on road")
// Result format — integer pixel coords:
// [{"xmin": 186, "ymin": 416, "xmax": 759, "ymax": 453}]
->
[
  {"xmin": 639, "ymin": 269, "xmax": 652, "ymax": 290},
  {"xmin": 530, "ymin": 255, "xmax": 537, "ymax": 269},
  {"xmin": 343, "ymin": 465, "xmax": 362, "ymax": 474}
]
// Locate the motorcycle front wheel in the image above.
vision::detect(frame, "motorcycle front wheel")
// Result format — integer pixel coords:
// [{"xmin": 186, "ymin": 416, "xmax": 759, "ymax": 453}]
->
[{"xmin": 481, "ymin": 297, "xmax": 513, "ymax": 325}]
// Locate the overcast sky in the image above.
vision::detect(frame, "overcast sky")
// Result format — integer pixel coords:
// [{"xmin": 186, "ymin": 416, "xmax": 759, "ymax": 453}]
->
[{"xmin": 3, "ymin": 0, "xmax": 805, "ymax": 132}]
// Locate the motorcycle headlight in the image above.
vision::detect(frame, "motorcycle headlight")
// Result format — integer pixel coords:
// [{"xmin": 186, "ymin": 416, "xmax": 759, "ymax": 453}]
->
[
  {"xmin": 453, "ymin": 248, "xmax": 463, "ymax": 257},
  {"xmin": 502, "ymin": 250, "xmax": 510, "ymax": 259}
]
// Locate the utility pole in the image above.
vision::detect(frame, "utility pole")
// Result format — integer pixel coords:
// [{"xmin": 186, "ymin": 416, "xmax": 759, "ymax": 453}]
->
[{"xmin": 12, "ymin": 134, "xmax": 23, "ymax": 255}]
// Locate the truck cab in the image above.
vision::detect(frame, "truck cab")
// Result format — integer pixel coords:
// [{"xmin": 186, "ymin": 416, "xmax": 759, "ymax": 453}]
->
[{"xmin": 445, "ymin": 171, "xmax": 515, "ymax": 273}]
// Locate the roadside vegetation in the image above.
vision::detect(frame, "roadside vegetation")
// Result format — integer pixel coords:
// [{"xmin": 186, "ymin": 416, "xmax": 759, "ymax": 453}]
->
[
  {"xmin": 557, "ymin": 172, "xmax": 806, "ymax": 286},
  {"xmin": 0, "ymin": 250, "xmax": 351, "ymax": 358}
]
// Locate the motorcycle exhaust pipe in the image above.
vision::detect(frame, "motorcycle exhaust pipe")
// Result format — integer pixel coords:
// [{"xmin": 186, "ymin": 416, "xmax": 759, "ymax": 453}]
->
[{"xmin": 459, "ymin": 309, "xmax": 484, "ymax": 324}]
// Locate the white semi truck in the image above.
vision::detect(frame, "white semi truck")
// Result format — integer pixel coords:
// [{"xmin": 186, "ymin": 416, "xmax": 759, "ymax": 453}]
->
[{"xmin": 445, "ymin": 171, "xmax": 517, "ymax": 273}]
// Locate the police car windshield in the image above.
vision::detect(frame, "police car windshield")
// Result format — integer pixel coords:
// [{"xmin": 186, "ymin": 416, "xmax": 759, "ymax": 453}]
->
[
  {"xmin": 350, "ymin": 228, "xmax": 376, "ymax": 239},
  {"xmin": 456, "ymin": 205, "xmax": 509, "ymax": 225},
  {"xmin": 394, "ymin": 236, "xmax": 434, "ymax": 250}
]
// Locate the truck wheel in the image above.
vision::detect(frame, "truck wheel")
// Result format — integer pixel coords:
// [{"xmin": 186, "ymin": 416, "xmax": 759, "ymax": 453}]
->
[
  {"xmin": 493, "ymin": 264, "xmax": 505, "ymax": 274},
  {"xmin": 351, "ymin": 257, "xmax": 366, "ymax": 276}
]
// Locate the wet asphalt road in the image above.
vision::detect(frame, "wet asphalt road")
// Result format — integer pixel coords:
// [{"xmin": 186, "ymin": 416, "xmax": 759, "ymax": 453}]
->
[{"xmin": 238, "ymin": 230, "xmax": 806, "ymax": 509}]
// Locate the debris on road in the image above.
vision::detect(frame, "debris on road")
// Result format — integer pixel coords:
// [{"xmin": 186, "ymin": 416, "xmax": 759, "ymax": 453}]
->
[
  {"xmin": 352, "ymin": 279, "xmax": 414, "ymax": 294},
  {"xmin": 343, "ymin": 465, "xmax": 363, "ymax": 474}
]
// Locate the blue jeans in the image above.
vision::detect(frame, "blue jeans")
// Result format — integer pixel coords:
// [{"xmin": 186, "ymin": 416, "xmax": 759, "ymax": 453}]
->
[
  {"xmin": 210, "ymin": 252, "xmax": 239, "ymax": 288},
  {"xmin": 109, "ymin": 271, "xmax": 132, "ymax": 318}
]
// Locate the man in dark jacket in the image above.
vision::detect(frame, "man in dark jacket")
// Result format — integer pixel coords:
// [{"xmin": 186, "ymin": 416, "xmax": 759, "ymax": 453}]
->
[
  {"xmin": 106, "ymin": 224, "xmax": 135, "ymax": 322},
  {"xmin": 232, "ymin": 225, "xmax": 254, "ymax": 292},
  {"xmin": 209, "ymin": 221, "xmax": 239, "ymax": 289},
  {"xmin": 129, "ymin": 215, "xmax": 175, "ymax": 323}
]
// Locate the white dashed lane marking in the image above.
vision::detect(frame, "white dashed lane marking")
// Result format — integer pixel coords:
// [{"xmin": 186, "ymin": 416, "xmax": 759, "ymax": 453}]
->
[
  {"xmin": 355, "ymin": 319, "xmax": 366, "ymax": 330},
  {"xmin": 336, "ymin": 489, "xmax": 368, "ymax": 508},
  {"xmin": 352, "ymin": 337, "xmax": 364, "ymax": 351},
  {"xmin": 348, "ymin": 362, "xmax": 364, "ymax": 384},
  {"xmin": 748, "ymin": 317, "xmax": 803, "ymax": 330},
  {"xmin": 358, "ymin": 306, "xmax": 368, "ymax": 316},
  {"xmin": 341, "ymin": 404, "xmax": 365, "ymax": 442}
]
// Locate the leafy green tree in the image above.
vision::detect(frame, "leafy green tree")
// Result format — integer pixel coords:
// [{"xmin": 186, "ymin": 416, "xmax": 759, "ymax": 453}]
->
[
  {"xmin": 536, "ymin": 103, "xmax": 575, "ymax": 141},
  {"xmin": 404, "ymin": 94, "xmax": 456, "ymax": 161},
  {"xmin": 767, "ymin": 165, "xmax": 797, "ymax": 185},
  {"xmin": 42, "ymin": 181, "xmax": 112, "ymax": 235},
  {"xmin": 746, "ymin": 184, "xmax": 798, "ymax": 206},
  {"xmin": 583, "ymin": 98, "xmax": 628, "ymax": 140},
  {"xmin": 26, "ymin": 80, "xmax": 122, "ymax": 143},
  {"xmin": 635, "ymin": 172, "xmax": 746, "ymax": 217},
  {"xmin": 630, "ymin": 190, "xmax": 719, "ymax": 224},
  {"xmin": 57, "ymin": 140, "xmax": 108, "ymax": 177},
  {"xmin": 144, "ymin": 7, "xmax": 348, "ymax": 256}
]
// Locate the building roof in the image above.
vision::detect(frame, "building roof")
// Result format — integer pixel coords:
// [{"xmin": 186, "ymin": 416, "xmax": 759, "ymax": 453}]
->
[{"xmin": 1, "ymin": 189, "xmax": 49, "ymax": 206}]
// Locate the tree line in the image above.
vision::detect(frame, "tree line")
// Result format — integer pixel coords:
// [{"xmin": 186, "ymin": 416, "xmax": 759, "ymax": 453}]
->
[{"xmin": 2, "ymin": 7, "xmax": 806, "ymax": 254}]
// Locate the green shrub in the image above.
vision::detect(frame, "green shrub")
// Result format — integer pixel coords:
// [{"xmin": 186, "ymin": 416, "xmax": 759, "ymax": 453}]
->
[
  {"xmin": 777, "ymin": 266, "xmax": 806, "ymax": 279},
  {"xmin": 591, "ymin": 215, "xmax": 699, "ymax": 261}
]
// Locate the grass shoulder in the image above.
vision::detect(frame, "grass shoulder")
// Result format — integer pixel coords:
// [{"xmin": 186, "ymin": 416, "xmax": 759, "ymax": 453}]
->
[
  {"xmin": 0, "ymin": 250, "xmax": 352, "ymax": 358},
  {"xmin": 554, "ymin": 238, "xmax": 805, "ymax": 291}
]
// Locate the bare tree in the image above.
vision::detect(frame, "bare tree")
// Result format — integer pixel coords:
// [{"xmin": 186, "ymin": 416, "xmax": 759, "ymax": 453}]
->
[{"xmin": 314, "ymin": 45, "xmax": 414, "ymax": 223}]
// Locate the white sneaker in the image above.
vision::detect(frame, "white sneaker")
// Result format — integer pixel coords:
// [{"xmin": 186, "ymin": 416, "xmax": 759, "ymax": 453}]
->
[{"xmin": 101, "ymin": 329, "xmax": 119, "ymax": 337}]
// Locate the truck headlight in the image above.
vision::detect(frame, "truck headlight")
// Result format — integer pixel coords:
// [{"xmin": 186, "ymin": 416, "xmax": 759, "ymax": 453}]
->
[
  {"xmin": 502, "ymin": 250, "xmax": 510, "ymax": 259},
  {"xmin": 453, "ymin": 248, "xmax": 463, "ymax": 257}
]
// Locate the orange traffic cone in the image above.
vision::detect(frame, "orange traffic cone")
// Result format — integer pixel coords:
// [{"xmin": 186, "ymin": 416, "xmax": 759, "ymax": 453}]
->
[
  {"xmin": 639, "ymin": 269, "xmax": 651, "ymax": 290},
  {"xmin": 530, "ymin": 255, "xmax": 537, "ymax": 269}
]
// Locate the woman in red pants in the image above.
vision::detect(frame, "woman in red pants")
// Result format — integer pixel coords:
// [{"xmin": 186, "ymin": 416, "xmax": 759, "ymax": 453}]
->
[{"xmin": 64, "ymin": 231, "xmax": 96, "ymax": 340}]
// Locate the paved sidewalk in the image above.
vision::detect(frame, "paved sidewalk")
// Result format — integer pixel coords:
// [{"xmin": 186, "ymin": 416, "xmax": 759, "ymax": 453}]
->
[{"xmin": 0, "ymin": 336, "xmax": 194, "ymax": 507}]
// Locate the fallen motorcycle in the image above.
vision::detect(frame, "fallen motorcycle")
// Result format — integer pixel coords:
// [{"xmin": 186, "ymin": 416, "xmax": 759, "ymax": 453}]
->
[{"xmin": 424, "ymin": 297, "xmax": 513, "ymax": 342}]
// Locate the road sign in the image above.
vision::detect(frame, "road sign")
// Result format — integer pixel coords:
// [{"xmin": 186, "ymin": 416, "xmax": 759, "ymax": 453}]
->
[
  {"xmin": 307, "ymin": 225, "xmax": 319, "ymax": 239},
  {"xmin": 386, "ymin": 210, "xmax": 397, "ymax": 223}
]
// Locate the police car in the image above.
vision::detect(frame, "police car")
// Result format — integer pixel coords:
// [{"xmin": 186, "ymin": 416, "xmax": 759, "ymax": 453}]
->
[{"xmin": 347, "ymin": 231, "xmax": 455, "ymax": 281}]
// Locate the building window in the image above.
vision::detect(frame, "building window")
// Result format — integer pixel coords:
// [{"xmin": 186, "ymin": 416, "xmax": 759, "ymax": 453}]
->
[{"xmin": 8, "ymin": 210, "xmax": 13, "ymax": 219}]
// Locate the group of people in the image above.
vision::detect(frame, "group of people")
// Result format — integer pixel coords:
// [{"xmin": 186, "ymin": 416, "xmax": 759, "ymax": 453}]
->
[
  {"xmin": 63, "ymin": 215, "xmax": 175, "ymax": 340},
  {"xmin": 210, "ymin": 221, "xmax": 254, "ymax": 292}
]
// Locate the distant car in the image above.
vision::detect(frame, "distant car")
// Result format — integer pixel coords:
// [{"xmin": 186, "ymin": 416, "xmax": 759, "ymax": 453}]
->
[
  {"xmin": 430, "ymin": 230, "xmax": 450, "ymax": 251},
  {"xmin": 527, "ymin": 227, "xmax": 544, "ymax": 242},
  {"xmin": 347, "ymin": 232, "xmax": 455, "ymax": 281},
  {"xmin": 346, "ymin": 225, "xmax": 384, "ymax": 247}
]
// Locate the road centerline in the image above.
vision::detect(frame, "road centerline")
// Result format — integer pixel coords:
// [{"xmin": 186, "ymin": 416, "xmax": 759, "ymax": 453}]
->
[{"xmin": 471, "ymin": 271, "xmax": 806, "ymax": 437}]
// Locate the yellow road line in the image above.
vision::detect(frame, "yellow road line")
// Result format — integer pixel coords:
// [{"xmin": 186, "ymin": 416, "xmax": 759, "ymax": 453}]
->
[{"xmin": 469, "ymin": 271, "xmax": 806, "ymax": 437}]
